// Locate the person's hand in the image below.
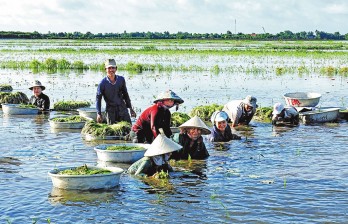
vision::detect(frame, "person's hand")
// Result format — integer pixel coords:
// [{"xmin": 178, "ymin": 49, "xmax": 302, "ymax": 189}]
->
[
  {"xmin": 130, "ymin": 108, "xmax": 136, "ymax": 118},
  {"xmin": 96, "ymin": 114, "xmax": 103, "ymax": 123},
  {"xmin": 271, "ymin": 119, "xmax": 277, "ymax": 125}
]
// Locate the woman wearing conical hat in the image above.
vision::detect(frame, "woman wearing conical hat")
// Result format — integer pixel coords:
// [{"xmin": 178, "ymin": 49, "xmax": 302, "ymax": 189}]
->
[
  {"xmin": 209, "ymin": 111, "xmax": 241, "ymax": 142},
  {"xmin": 131, "ymin": 90, "xmax": 184, "ymax": 144},
  {"xmin": 28, "ymin": 80, "xmax": 50, "ymax": 111},
  {"xmin": 170, "ymin": 116, "xmax": 210, "ymax": 160},
  {"xmin": 128, "ymin": 132, "xmax": 182, "ymax": 176}
]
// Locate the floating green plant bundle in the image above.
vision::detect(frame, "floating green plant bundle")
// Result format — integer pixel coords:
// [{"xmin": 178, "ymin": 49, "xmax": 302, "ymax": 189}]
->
[
  {"xmin": 190, "ymin": 104, "xmax": 223, "ymax": 121},
  {"xmin": 19, "ymin": 104, "xmax": 37, "ymax": 109},
  {"xmin": 53, "ymin": 100, "xmax": 91, "ymax": 111},
  {"xmin": 0, "ymin": 92, "xmax": 29, "ymax": 104},
  {"xmin": 0, "ymin": 84, "xmax": 13, "ymax": 92},
  {"xmin": 106, "ymin": 145, "xmax": 144, "ymax": 151},
  {"xmin": 57, "ymin": 164, "xmax": 111, "ymax": 175},
  {"xmin": 82, "ymin": 120, "xmax": 131, "ymax": 136},
  {"xmin": 254, "ymin": 107, "xmax": 273, "ymax": 122},
  {"xmin": 152, "ymin": 170, "xmax": 170, "ymax": 179},
  {"xmin": 51, "ymin": 115, "xmax": 87, "ymax": 122},
  {"xmin": 171, "ymin": 112, "xmax": 191, "ymax": 127}
]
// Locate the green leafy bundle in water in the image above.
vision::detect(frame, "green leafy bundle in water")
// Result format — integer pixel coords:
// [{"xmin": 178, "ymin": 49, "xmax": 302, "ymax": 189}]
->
[
  {"xmin": 57, "ymin": 164, "xmax": 111, "ymax": 175},
  {"xmin": 171, "ymin": 112, "xmax": 191, "ymax": 127},
  {"xmin": 53, "ymin": 100, "xmax": 91, "ymax": 111},
  {"xmin": 0, "ymin": 84, "xmax": 13, "ymax": 92},
  {"xmin": 82, "ymin": 120, "xmax": 131, "ymax": 136},
  {"xmin": 254, "ymin": 107, "xmax": 273, "ymax": 122},
  {"xmin": 51, "ymin": 115, "xmax": 87, "ymax": 122},
  {"xmin": 106, "ymin": 145, "xmax": 144, "ymax": 151},
  {"xmin": 152, "ymin": 170, "xmax": 170, "ymax": 179},
  {"xmin": 190, "ymin": 104, "xmax": 223, "ymax": 121},
  {"xmin": 0, "ymin": 91, "xmax": 29, "ymax": 104},
  {"xmin": 19, "ymin": 104, "xmax": 37, "ymax": 109}
]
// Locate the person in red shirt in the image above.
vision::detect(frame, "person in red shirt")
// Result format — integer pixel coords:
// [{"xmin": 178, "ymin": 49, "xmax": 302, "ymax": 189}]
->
[{"xmin": 131, "ymin": 90, "xmax": 184, "ymax": 143}]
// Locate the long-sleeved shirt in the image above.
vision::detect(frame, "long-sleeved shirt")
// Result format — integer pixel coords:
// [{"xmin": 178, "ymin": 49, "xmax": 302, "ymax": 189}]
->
[
  {"xmin": 29, "ymin": 93, "xmax": 50, "ymax": 110},
  {"xmin": 222, "ymin": 100, "xmax": 256, "ymax": 126},
  {"xmin": 96, "ymin": 75, "xmax": 132, "ymax": 114},
  {"xmin": 171, "ymin": 133, "xmax": 209, "ymax": 160},
  {"xmin": 132, "ymin": 102, "xmax": 172, "ymax": 140}
]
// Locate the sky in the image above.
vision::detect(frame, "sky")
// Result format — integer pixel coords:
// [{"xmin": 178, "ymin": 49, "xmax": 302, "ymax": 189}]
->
[{"xmin": 1, "ymin": 0, "xmax": 348, "ymax": 34}]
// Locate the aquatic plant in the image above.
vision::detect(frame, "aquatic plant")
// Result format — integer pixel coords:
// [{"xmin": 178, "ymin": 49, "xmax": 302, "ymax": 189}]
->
[
  {"xmin": 19, "ymin": 104, "xmax": 37, "ymax": 109},
  {"xmin": 57, "ymin": 164, "xmax": 111, "ymax": 175},
  {"xmin": 82, "ymin": 120, "xmax": 131, "ymax": 136},
  {"xmin": 53, "ymin": 100, "xmax": 91, "ymax": 111},
  {"xmin": 0, "ymin": 92, "xmax": 29, "ymax": 104},
  {"xmin": 106, "ymin": 145, "xmax": 144, "ymax": 151},
  {"xmin": 0, "ymin": 84, "xmax": 13, "ymax": 92},
  {"xmin": 51, "ymin": 115, "xmax": 87, "ymax": 122},
  {"xmin": 152, "ymin": 170, "xmax": 170, "ymax": 179},
  {"xmin": 171, "ymin": 112, "xmax": 191, "ymax": 127},
  {"xmin": 254, "ymin": 107, "xmax": 273, "ymax": 122},
  {"xmin": 190, "ymin": 104, "xmax": 223, "ymax": 121}
]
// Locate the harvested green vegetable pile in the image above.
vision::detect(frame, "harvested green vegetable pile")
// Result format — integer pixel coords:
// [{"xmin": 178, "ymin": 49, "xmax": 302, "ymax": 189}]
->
[
  {"xmin": 0, "ymin": 84, "xmax": 13, "ymax": 92},
  {"xmin": 18, "ymin": 104, "xmax": 38, "ymax": 109},
  {"xmin": 82, "ymin": 120, "xmax": 131, "ymax": 136},
  {"xmin": 51, "ymin": 115, "xmax": 87, "ymax": 122},
  {"xmin": 152, "ymin": 170, "xmax": 170, "ymax": 179},
  {"xmin": 190, "ymin": 104, "xmax": 223, "ymax": 121},
  {"xmin": 57, "ymin": 164, "xmax": 111, "ymax": 175},
  {"xmin": 53, "ymin": 100, "xmax": 91, "ymax": 111},
  {"xmin": 171, "ymin": 112, "xmax": 190, "ymax": 127},
  {"xmin": 0, "ymin": 92, "xmax": 29, "ymax": 104},
  {"xmin": 106, "ymin": 145, "xmax": 144, "ymax": 151},
  {"xmin": 254, "ymin": 107, "xmax": 273, "ymax": 122}
]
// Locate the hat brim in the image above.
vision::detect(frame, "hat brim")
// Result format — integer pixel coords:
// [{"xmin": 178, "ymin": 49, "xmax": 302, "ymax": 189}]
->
[
  {"xmin": 153, "ymin": 98, "xmax": 184, "ymax": 104},
  {"xmin": 179, "ymin": 125, "xmax": 211, "ymax": 135},
  {"xmin": 29, "ymin": 86, "xmax": 45, "ymax": 91}
]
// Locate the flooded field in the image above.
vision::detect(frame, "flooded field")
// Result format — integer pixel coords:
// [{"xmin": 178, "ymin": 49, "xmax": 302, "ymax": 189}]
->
[{"xmin": 1, "ymin": 40, "xmax": 348, "ymax": 223}]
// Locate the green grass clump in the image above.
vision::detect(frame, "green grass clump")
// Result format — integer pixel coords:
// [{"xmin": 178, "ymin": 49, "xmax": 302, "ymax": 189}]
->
[
  {"xmin": 53, "ymin": 100, "xmax": 91, "ymax": 111},
  {"xmin": 57, "ymin": 164, "xmax": 111, "ymax": 175},
  {"xmin": 0, "ymin": 84, "xmax": 13, "ymax": 92},
  {"xmin": 19, "ymin": 104, "xmax": 37, "ymax": 109},
  {"xmin": 190, "ymin": 104, "xmax": 223, "ymax": 121},
  {"xmin": 124, "ymin": 61, "xmax": 144, "ymax": 73},
  {"xmin": 152, "ymin": 170, "xmax": 170, "ymax": 179},
  {"xmin": 106, "ymin": 145, "xmax": 144, "ymax": 151},
  {"xmin": 82, "ymin": 120, "xmax": 131, "ymax": 136},
  {"xmin": 254, "ymin": 107, "xmax": 273, "ymax": 122},
  {"xmin": 0, "ymin": 92, "xmax": 29, "ymax": 104},
  {"xmin": 171, "ymin": 112, "xmax": 191, "ymax": 127},
  {"xmin": 51, "ymin": 115, "xmax": 87, "ymax": 122}
]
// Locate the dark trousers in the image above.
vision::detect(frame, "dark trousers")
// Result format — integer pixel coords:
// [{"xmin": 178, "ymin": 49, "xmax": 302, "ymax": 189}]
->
[{"xmin": 106, "ymin": 105, "xmax": 131, "ymax": 125}]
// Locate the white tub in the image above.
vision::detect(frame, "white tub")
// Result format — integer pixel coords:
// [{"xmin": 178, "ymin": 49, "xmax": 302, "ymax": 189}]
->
[
  {"xmin": 1, "ymin": 103, "xmax": 39, "ymax": 115},
  {"xmin": 48, "ymin": 166, "xmax": 124, "ymax": 190},
  {"xmin": 299, "ymin": 107, "xmax": 340, "ymax": 124},
  {"xmin": 94, "ymin": 143, "xmax": 149, "ymax": 163},
  {"xmin": 49, "ymin": 117, "xmax": 86, "ymax": 129},
  {"xmin": 283, "ymin": 92, "xmax": 321, "ymax": 107}
]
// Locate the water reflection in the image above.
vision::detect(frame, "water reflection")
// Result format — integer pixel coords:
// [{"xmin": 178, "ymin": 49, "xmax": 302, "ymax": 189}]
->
[{"xmin": 48, "ymin": 187, "xmax": 122, "ymax": 206}]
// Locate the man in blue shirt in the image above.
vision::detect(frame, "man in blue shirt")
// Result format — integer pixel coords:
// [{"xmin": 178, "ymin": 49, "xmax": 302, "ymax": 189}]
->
[{"xmin": 96, "ymin": 59, "xmax": 136, "ymax": 124}]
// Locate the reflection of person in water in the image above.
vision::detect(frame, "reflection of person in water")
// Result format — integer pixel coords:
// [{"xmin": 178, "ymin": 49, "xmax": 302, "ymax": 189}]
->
[{"xmin": 127, "ymin": 132, "xmax": 182, "ymax": 177}]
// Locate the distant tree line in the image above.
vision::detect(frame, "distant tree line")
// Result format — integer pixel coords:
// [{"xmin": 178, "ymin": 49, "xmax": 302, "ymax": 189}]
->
[{"xmin": 0, "ymin": 30, "xmax": 347, "ymax": 40}]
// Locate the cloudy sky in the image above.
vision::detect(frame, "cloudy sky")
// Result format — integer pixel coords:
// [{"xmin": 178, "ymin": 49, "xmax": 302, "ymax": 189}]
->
[{"xmin": 1, "ymin": 0, "xmax": 347, "ymax": 34}]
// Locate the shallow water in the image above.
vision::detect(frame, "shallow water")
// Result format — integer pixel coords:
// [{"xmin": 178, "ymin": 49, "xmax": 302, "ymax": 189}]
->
[{"xmin": 1, "ymin": 69, "xmax": 348, "ymax": 223}]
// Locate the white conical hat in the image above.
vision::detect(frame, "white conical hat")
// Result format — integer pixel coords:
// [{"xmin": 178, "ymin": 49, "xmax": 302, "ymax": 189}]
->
[
  {"xmin": 153, "ymin": 89, "xmax": 184, "ymax": 104},
  {"xmin": 179, "ymin": 115, "xmax": 211, "ymax": 135},
  {"xmin": 144, "ymin": 133, "xmax": 182, "ymax": 157}
]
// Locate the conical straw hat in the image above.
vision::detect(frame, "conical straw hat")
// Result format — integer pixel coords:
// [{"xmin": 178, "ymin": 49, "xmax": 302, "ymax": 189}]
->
[
  {"xmin": 179, "ymin": 115, "xmax": 211, "ymax": 135},
  {"xmin": 144, "ymin": 133, "xmax": 182, "ymax": 157},
  {"xmin": 153, "ymin": 89, "xmax": 184, "ymax": 104}
]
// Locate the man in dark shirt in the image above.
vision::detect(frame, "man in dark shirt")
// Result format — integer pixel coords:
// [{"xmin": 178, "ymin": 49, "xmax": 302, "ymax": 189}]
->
[
  {"xmin": 29, "ymin": 80, "xmax": 50, "ymax": 111},
  {"xmin": 96, "ymin": 59, "xmax": 136, "ymax": 124}
]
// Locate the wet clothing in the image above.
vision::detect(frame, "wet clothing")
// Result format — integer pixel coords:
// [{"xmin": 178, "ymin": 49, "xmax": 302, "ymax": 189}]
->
[
  {"xmin": 209, "ymin": 125, "xmax": 241, "ymax": 142},
  {"xmin": 223, "ymin": 100, "xmax": 256, "ymax": 126},
  {"xmin": 29, "ymin": 93, "xmax": 50, "ymax": 111},
  {"xmin": 127, "ymin": 157, "xmax": 173, "ymax": 176},
  {"xmin": 272, "ymin": 106, "xmax": 299, "ymax": 125},
  {"xmin": 170, "ymin": 133, "xmax": 209, "ymax": 160},
  {"xmin": 96, "ymin": 75, "xmax": 132, "ymax": 124},
  {"xmin": 131, "ymin": 102, "xmax": 172, "ymax": 143}
]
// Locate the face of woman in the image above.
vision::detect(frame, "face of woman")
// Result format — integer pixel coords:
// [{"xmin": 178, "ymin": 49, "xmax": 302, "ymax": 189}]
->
[
  {"xmin": 216, "ymin": 120, "xmax": 227, "ymax": 132},
  {"xmin": 163, "ymin": 99, "xmax": 175, "ymax": 107},
  {"xmin": 187, "ymin": 128, "xmax": 201, "ymax": 140}
]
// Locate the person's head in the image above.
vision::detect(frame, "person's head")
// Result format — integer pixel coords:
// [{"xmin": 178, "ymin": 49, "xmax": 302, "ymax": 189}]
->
[
  {"xmin": 144, "ymin": 132, "xmax": 182, "ymax": 164},
  {"xmin": 179, "ymin": 115, "xmax": 211, "ymax": 140},
  {"xmin": 29, "ymin": 80, "xmax": 45, "ymax": 97},
  {"xmin": 243, "ymin": 95, "xmax": 257, "ymax": 112},
  {"xmin": 272, "ymin": 102, "xmax": 285, "ymax": 118},
  {"xmin": 210, "ymin": 111, "xmax": 229, "ymax": 132},
  {"xmin": 154, "ymin": 90, "xmax": 184, "ymax": 110},
  {"xmin": 104, "ymin": 59, "xmax": 117, "ymax": 78}
]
